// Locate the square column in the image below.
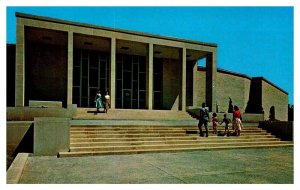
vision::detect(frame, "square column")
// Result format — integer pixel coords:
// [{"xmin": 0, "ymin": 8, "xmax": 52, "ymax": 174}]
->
[
  {"xmin": 206, "ymin": 50, "xmax": 217, "ymax": 112},
  {"xmin": 15, "ymin": 20, "xmax": 25, "ymax": 107},
  {"xmin": 181, "ymin": 48, "xmax": 187, "ymax": 111},
  {"xmin": 192, "ymin": 61, "xmax": 198, "ymax": 107},
  {"xmin": 67, "ymin": 32, "xmax": 73, "ymax": 107},
  {"xmin": 110, "ymin": 38, "xmax": 116, "ymax": 109},
  {"xmin": 146, "ymin": 43, "xmax": 153, "ymax": 110}
]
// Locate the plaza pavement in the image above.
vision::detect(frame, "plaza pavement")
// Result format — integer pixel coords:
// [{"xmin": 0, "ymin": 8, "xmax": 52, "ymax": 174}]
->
[{"xmin": 18, "ymin": 147, "xmax": 293, "ymax": 184}]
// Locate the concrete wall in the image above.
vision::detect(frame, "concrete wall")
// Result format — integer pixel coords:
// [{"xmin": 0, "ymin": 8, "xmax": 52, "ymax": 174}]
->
[
  {"xmin": 34, "ymin": 117, "xmax": 70, "ymax": 156},
  {"xmin": 162, "ymin": 59, "xmax": 180, "ymax": 110},
  {"xmin": 262, "ymin": 80, "xmax": 288, "ymax": 121}
]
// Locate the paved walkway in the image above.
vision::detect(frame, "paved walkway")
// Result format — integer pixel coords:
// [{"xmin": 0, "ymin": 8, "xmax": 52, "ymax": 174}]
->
[{"xmin": 19, "ymin": 147, "xmax": 293, "ymax": 184}]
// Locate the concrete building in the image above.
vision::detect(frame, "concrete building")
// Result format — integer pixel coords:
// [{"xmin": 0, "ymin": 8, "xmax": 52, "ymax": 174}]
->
[{"xmin": 7, "ymin": 12, "xmax": 288, "ymax": 121}]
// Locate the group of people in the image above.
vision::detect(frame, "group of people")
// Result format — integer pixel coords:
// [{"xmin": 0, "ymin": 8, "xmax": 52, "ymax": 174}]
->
[
  {"xmin": 95, "ymin": 89, "xmax": 110, "ymax": 113},
  {"xmin": 198, "ymin": 100, "xmax": 243, "ymax": 137}
]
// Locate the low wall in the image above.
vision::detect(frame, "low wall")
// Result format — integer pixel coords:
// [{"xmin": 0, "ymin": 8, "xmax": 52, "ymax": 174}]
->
[
  {"xmin": 29, "ymin": 100, "xmax": 62, "ymax": 108},
  {"xmin": 6, "ymin": 104, "xmax": 77, "ymax": 121},
  {"xmin": 258, "ymin": 121, "xmax": 293, "ymax": 141},
  {"xmin": 7, "ymin": 153, "xmax": 29, "ymax": 184},
  {"xmin": 34, "ymin": 117, "xmax": 70, "ymax": 156}
]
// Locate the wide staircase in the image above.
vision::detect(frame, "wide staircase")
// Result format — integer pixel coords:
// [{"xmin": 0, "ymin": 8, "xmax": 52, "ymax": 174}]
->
[{"xmin": 58, "ymin": 122, "xmax": 293, "ymax": 158}]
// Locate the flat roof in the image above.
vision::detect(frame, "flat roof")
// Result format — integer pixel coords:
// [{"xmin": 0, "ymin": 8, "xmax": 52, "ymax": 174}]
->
[{"xmin": 16, "ymin": 12, "xmax": 217, "ymax": 48}]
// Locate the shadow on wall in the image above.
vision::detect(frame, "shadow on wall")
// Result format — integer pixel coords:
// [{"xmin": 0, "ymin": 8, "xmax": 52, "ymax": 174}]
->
[
  {"xmin": 269, "ymin": 106, "xmax": 276, "ymax": 121},
  {"xmin": 245, "ymin": 79, "xmax": 264, "ymax": 114},
  {"xmin": 7, "ymin": 124, "xmax": 34, "ymax": 170}
]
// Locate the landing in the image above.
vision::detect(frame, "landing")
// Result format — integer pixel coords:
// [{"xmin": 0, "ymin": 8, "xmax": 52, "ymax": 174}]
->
[{"xmin": 73, "ymin": 108, "xmax": 196, "ymax": 121}]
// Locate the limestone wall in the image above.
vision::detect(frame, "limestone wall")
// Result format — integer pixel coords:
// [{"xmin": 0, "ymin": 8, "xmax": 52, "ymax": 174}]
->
[
  {"xmin": 215, "ymin": 72, "xmax": 251, "ymax": 113},
  {"xmin": 194, "ymin": 68, "xmax": 251, "ymax": 113},
  {"xmin": 162, "ymin": 59, "xmax": 180, "ymax": 110},
  {"xmin": 193, "ymin": 69, "xmax": 206, "ymax": 107},
  {"xmin": 262, "ymin": 80, "xmax": 288, "ymax": 121}
]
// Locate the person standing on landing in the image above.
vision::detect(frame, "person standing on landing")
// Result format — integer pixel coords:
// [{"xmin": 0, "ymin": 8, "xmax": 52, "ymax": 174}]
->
[
  {"xmin": 232, "ymin": 105, "xmax": 243, "ymax": 136},
  {"xmin": 212, "ymin": 113, "xmax": 218, "ymax": 134},
  {"xmin": 104, "ymin": 89, "xmax": 110, "ymax": 113},
  {"xmin": 198, "ymin": 102, "xmax": 209, "ymax": 137},
  {"xmin": 95, "ymin": 90, "xmax": 103, "ymax": 113}
]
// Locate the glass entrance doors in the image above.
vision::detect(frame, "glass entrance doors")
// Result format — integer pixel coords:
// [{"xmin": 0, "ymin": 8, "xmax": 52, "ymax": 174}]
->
[
  {"xmin": 73, "ymin": 49, "xmax": 109, "ymax": 107},
  {"xmin": 116, "ymin": 54, "xmax": 146, "ymax": 109},
  {"xmin": 73, "ymin": 50, "xmax": 162, "ymax": 109}
]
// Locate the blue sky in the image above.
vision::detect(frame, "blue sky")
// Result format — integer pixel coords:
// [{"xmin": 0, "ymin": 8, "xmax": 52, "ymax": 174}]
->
[{"xmin": 6, "ymin": 7, "xmax": 294, "ymax": 104}]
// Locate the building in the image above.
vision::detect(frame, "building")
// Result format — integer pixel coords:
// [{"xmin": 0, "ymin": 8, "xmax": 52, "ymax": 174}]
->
[{"xmin": 7, "ymin": 12, "xmax": 288, "ymax": 121}]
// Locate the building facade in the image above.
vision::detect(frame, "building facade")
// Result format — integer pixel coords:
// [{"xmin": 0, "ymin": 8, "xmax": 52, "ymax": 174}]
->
[
  {"xmin": 8, "ymin": 12, "xmax": 288, "ymax": 120},
  {"xmin": 13, "ymin": 12, "xmax": 217, "ymax": 112}
]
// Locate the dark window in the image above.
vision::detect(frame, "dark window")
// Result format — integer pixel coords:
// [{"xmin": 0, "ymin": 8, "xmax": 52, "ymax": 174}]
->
[
  {"xmin": 90, "ymin": 52, "xmax": 99, "ymax": 68},
  {"xmin": 139, "ymin": 73, "xmax": 146, "ymax": 90},
  {"xmin": 89, "ymin": 69, "xmax": 98, "ymax": 87},
  {"xmin": 73, "ymin": 66, "xmax": 80, "ymax": 86},
  {"xmin": 123, "ymin": 71, "xmax": 132, "ymax": 89}
]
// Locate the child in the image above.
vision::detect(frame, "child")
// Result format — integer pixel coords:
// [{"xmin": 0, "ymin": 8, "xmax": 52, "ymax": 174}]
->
[
  {"xmin": 212, "ymin": 113, "xmax": 218, "ymax": 134},
  {"xmin": 219, "ymin": 114, "xmax": 231, "ymax": 136}
]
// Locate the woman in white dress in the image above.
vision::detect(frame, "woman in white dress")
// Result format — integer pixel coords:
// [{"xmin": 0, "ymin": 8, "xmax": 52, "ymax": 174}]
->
[{"xmin": 104, "ymin": 90, "xmax": 110, "ymax": 113}]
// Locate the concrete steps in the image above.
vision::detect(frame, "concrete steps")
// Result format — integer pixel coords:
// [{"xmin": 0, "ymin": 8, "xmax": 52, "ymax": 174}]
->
[
  {"xmin": 59, "ymin": 144, "xmax": 293, "ymax": 157},
  {"xmin": 58, "ymin": 124, "xmax": 293, "ymax": 157}
]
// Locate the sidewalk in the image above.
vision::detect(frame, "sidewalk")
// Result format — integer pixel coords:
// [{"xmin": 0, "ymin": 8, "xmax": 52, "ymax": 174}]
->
[{"xmin": 18, "ymin": 147, "xmax": 293, "ymax": 184}]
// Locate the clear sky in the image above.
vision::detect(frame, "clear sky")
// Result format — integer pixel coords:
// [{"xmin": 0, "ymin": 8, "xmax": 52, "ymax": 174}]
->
[{"xmin": 6, "ymin": 6, "xmax": 294, "ymax": 104}]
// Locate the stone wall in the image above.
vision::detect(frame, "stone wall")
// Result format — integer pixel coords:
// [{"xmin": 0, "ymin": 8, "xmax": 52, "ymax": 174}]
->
[
  {"xmin": 193, "ymin": 68, "xmax": 206, "ymax": 107},
  {"xmin": 215, "ymin": 71, "xmax": 251, "ymax": 113},
  {"xmin": 194, "ymin": 68, "xmax": 251, "ymax": 113},
  {"xmin": 194, "ymin": 68, "xmax": 288, "ymax": 121},
  {"xmin": 261, "ymin": 80, "xmax": 288, "ymax": 121},
  {"xmin": 162, "ymin": 59, "xmax": 180, "ymax": 110}
]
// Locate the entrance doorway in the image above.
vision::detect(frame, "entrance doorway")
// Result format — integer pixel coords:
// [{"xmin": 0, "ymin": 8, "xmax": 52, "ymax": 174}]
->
[
  {"xmin": 116, "ymin": 54, "xmax": 146, "ymax": 109},
  {"xmin": 73, "ymin": 49, "xmax": 109, "ymax": 107}
]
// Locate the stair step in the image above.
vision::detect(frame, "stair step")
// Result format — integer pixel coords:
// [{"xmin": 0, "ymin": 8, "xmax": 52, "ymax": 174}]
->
[
  {"xmin": 70, "ymin": 126, "xmax": 260, "ymax": 130},
  {"xmin": 70, "ymin": 127, "xmax": 264, "ymax": 133},
  {"xmin": 70, "ymin": 134, "xmax": 277, "ymax": 143},
  {"xmin": 69, "ymin": 141, "xmax": 292, "ymax": 152},
  {"xmin": 70, "ymin": 138, "xmax": 281, "ymax": 147},
  {"xmin": 59, "ymin": 143, "xmax": 293, "ymax": 157},
  {"xmin": 71, "ymin": 136, "xmax": 199, "ymax": 142}
]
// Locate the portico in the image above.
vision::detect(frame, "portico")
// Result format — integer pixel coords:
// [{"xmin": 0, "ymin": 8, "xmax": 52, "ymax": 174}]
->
[{"xmin": 15, "ymin": 12, "xmax": 217, "ymax": 111}]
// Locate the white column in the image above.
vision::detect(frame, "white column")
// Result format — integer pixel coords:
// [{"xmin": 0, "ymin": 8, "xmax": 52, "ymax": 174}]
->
[
  {"xmin": 67, "ymin": 31, "xmax": 73, "ymax": 107},
  {"xmin": 147, "ymin": 43, "xmax": 153, "ymax": 110},
  {"xmin": 181, "ymin": 48, "xmax": 187, "ymax": 111},
  {"xmin": 15, "ymin": 20, "xmax": 25, "ymax": 107},
  {"xmin": 110, "ymin": 38, "xmax": 116, "ymax": 109}
]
